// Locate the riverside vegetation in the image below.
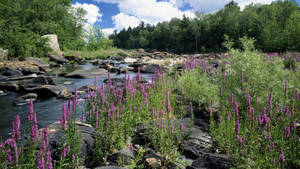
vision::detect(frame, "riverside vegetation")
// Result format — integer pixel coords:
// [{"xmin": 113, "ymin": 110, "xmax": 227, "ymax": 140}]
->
[{"xmin": 0, "ymin": 37, "xmax": 299, "ymax": 169}]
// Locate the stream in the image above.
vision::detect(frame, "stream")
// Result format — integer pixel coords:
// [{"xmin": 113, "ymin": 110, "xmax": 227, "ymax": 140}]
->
[{"xmin": 0, "ymin": 63, "xmax": 153, "ymax": 140}]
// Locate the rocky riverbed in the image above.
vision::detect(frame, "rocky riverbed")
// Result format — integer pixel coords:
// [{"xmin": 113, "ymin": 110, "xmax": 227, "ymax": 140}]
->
[{"xmin": 0, "ymin": 50, "xmax": 233, "ymax": 169}]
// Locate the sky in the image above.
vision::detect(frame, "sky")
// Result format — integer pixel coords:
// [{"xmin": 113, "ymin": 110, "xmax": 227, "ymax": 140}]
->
[{"xmin": 72, "ymin": 0, "xmax": 300, "ymax": 36}]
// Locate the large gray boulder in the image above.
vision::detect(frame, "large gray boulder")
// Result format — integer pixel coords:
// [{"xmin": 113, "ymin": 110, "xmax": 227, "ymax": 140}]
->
[
  {"xmin": 0, "ymin": 48, "xmax": 8, "ymax": 61},
  {"xmin": 42, "ymin": 34, "xmax": 69, "ymax": 64},
  {"xmin": 42, "ymin": 34, "xmax": 61, "ymax": 53}
]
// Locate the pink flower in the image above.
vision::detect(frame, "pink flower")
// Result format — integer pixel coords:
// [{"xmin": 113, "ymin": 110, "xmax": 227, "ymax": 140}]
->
[
  {"xmin": 12, "ymin": 115, "xmax": 21, "ymax": 142},
  {"xmin": 280, "ymin": 148, "xmax": 285, "ymax": 169},
  {"xmin": 237, "ymin": 135, "xmax": 243, "ymax": 146},
  {"xmin": 62, "ymin": 146, "xmax": 70, "ymax": 158},
  {"xmin": 235, "ymin": 119, "xmax": 240, "ymax": 136},
  {"xmin": 129, "ymin": 144, "xmax": 134, "ymax": 151},
  {"xmin": 218, "ymin": 116, "xmax": 222, "ymax": 127},
  {"xmin": 28, "ymin": 99, "xmax": 34, "ymax": 122},
  {"xmin": 179, "ymin": 123, "xmax": 183, "ymax": 130},
  {"xmin": 285, "ymin": 126, "xmax": 290, "ymax": 137},
  {"xmin": 46, "ymin": 149, "xmax": 52, "ymax": 169},
  {"xmin": 227, "ymin": 111, "xmax": 231, "ymax": 120}
]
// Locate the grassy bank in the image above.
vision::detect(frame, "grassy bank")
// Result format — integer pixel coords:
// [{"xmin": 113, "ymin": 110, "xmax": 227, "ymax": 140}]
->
[{"xmin": 64, "ymin": 48, "xmax": 131, "ymax": 60}]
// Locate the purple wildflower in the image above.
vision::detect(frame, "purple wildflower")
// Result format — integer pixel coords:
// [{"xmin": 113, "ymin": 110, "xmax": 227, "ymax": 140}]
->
[
  {"xmin": 237, "ymin": 135, "xmax": 243, "ymax": 146},
  {"xmin": 46, "ymin": 149, "xmax": 52, "ymax": 169},
  {"xmin": 62, "ymin": 146, "xmax": 70, "ymax": 158},
  {"xmin": 179, "ymin": 123, "xmax": 183, "ymax": 130},
  {"xmin": 285, "ymin": 126, "xmax": 290, "ymax": 137},
  {"xmin": 268, "ymin": 92, "xmax": 273, "ymax": 115},
  {"xmin": 218, "ymin": 116, "xmax": 222, "ymax": 127},
  {"xmin": 235, "ymin": 119, "xmax": 240, "ymax": 136},
  {"xmin": 12, "ymin": 115, "xmax": 21, "ymax": 142},
  {"xmin": 227, "ymin": 111, "xmax": 231, "ymax": 120},
  {"xmin": 129, "ymin": 144, "xmax": 134, "ymax": 151},
  {"xmin": 280, "ymin": 148, "xmax": 285, "ymax": 169},
  {"xmin": 28, "ymin": 99, "xmax": 34, "ymax": 121}
]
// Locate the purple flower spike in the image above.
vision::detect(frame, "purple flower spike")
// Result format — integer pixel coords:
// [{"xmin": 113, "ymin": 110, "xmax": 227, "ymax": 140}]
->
[
  {"xmin": 62, "ymin": 146, "xmax": 70, "ymax": 158},
  {"xmin": 28, "ymin": 99, "xmax": 34, "ymax": 122},
  {"xmin": 179, "ymin": 123, "xmax": 183, "ymax": 130},
  {"xmin": 280, "ymin": 148, "xmax": 285, "ymax": 169},
  {"xmin": 285, "ymin": 126, "xmax": 290, "ymax": 137},
  {"xmin": 237, "ymin": 135, "xmax": 243, "ymax": 146},
  {"xmin": 235, "ymin": 119, "xmax": 240, "ymax": 136},
  {"xmin": 129, "ymin": 144, "xmax": 134, "ymax": 151},
  {"xmin": 12, "ymin": 115, "xmax": 21, "ymax": 142}
]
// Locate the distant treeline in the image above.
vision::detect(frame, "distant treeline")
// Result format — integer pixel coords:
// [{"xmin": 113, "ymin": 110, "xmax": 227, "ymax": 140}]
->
[{"xmin": 109, "ymin": 0, "xmax": 300, "ymax": 53}]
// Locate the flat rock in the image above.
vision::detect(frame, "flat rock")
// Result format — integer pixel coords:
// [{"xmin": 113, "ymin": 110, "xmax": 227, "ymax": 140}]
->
[
  {"xmin": 0, "ymin": 66, "xmax": 23, "ymax": 76},
  {"xmin": 95, "ymin": 166, "xmax": 125, "ymax": 169},
  {"xmin": 124, "ymin": 57, "xmax": 137, "ymax": 64},
  {"xmin": 65, "ymin": 69, "xmax": 110, "ymax": 79},
  {"xmin": 0, "ymin": 81, "xmax": 19, "ymax": 91},
  {"xmin": 187, "ymin": 153, "xmax": 233, "ymax": 169},
  {"xmin": 24, "ymin": 85, "xmax": 72, "ymax": 99},
  {"xmin": 14, "ymin": 93, "xmax": 38, "ymax": 106},
  {"xmin": 107, "ymin": 147, "xmax": 134, "ymax": 165},
  {"xmin": 63, "ymin": 81, "xmax": 73, "ymax": 85}
]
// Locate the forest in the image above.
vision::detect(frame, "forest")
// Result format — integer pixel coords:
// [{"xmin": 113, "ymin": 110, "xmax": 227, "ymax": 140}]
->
[
  {"xmin": 0, "ymin": 0, "xmax": 112, "ymax": 60},
  {"xmin": 110, "ymin": 0, "xmax": 300, "ymax": 53}
]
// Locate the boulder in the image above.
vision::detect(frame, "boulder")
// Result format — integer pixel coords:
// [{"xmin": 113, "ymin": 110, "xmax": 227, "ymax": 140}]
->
[
  {"xmin": 38, "ymin": 122, "xmax": 95, "ymax": 165},
  {"xmin": 42, "ymin": 34, "xmax": 61, "ymax": 52},
  {"xmin": 77, "ymin": 85, "xmax": 96, "ymax": 95},
  {"xmin": 0, "ymin": 81, "xmax": 19, "ymax": 91},
  {"xmin": 181, "ymin": 126, "xmax": 212, "ymax": 159},
  {"xmin": 124, "ymin": 57, "xmax": 137, "ymax": 64},
  {"xmin": 91, "ymin": 59, "xmax": 104, "ymax": 65},
  {"xmin": 48, "ymin": 53, "xmax": 69, "ymax": 64},
  {"xmin": 0, "ymin": 61, "xmax": 45, "ymax": 75},
  {"xmin": 107, "ymin": 147, "xmax": 134, "ymax": 165},
  {"xmin": 187, "ymin": 153, "xmax": 233, "ymax": 169},
  {"xmin": 31, "ymin": 76, "xmax": 55, "ymax": 85},
  {"xmin": 166, "ymin": 161, "xmax": 185, "ymax": 169},
  {"xmin": 63, "ymin": 81, "xmax": 73, "ymax": 85},
  {"xmin": 95, "ymin": 166, "xmax": 125, "ymax": 169},
  {"xmin": 24, "ymin": 85, "xmax": 72, "ymax": 99},
  {"xmin": 65, "ymin": 69, "xmax": 110, "ymax": 79},
  {"xmin": 14, "ymin": 93, "xmax": 38, "ymax": 106},
  {"xmin": 25, "ymin": 57, "xmax": 50, "ymax": 72},
  {"xmin": 0, "ymin": 67, "xmax": 23, "ymax": 76},
  {"xmin": 42, "ymin": 34, "xmax": 68, "ymax": 64},
  {"xmin": 0, "ymin": 48, "xmax": 8, "ymax": 61},
  {"xmin": 141, "ymin": 64, "xmax": 161, "ymax": 73},
  {"xmin": 65, "ymin": 55, "xmax": 86, "ymax": 64},
  {"xmin": 0, "ymin": 90, "xmax": 9, "ymax": 96}
]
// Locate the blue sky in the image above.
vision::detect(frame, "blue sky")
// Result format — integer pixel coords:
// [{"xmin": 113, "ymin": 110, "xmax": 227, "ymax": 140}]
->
[{"xmin": 72, "ymin": 0, "xmax": 300, "ymax": 35}]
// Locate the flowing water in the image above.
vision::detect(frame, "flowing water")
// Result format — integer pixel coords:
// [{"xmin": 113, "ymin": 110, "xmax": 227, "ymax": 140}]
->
[{"xmin": 0, "ymin": 63, "xmax": 153, "ymax": 140}]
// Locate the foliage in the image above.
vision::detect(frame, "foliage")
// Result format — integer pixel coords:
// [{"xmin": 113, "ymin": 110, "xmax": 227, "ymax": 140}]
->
[
  {"xmin": 0, "ymin": 0, "xmax": 87, "ymax": 59},
  {"xmin": 85, "ymin": 71, "xmax": 184, "ymax": 167},
  {"xmin": 176, "ymin": 37, "xmax": 300, "ymax": 168},
  {"xmin": 86, "ymin": 26, "xmax": 114, "ymax": 51},
  {"xmin": 110, "ymin": 1, "xmax": 300, "ymax": 53}
]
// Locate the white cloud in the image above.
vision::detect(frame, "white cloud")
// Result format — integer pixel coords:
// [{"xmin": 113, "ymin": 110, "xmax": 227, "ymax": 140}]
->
[
  {"xmin": 72, "ymin": 2, "xmax": 102, "ymax": 25},
  {"xmin": 93, "ymin": 0, "xmax": 195, "ymax": 32},
  {"xmin": 102, "ymin": 28, "xmax": 115, "ymax": 37},
  {"xmin": 112, "ymin": 13, "xmax": 141, "ymax": 30},
  {"xmin": 92, "ymin": 0, "xmax": 276, "ymax": 34}
]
